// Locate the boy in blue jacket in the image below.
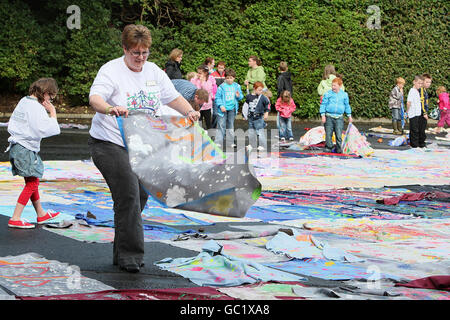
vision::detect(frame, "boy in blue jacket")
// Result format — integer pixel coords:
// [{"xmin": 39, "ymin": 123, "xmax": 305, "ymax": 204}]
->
[
  {"xmin": 319, "ymin": 77, "xmax": 352, "ymax": 153},
  {"xmin": 214, "ymin": 68, "xmax": 244, "ymax": 148}
]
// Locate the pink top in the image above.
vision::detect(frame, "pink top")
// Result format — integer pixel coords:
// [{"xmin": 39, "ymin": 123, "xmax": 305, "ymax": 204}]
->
[
  {"xmin": 190, "ymin": 76, "xmax": 217, "ymax": 110},
  {"xmin": 275, "ymin": 97, "xmax": 296, "ymax": 118},
  {"xmin": 438, "ymin": 92, "xmax": 449, "ymax": 110}
]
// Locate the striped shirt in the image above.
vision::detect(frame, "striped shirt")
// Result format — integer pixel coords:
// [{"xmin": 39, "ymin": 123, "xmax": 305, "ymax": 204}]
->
[{"xmin": 171, "ymin": 79, "xmax": 197, "ymax": 102}]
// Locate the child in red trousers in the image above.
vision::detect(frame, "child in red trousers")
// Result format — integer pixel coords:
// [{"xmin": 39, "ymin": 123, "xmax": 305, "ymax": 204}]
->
[{"xmin": 6, "ymin": 78, "xmax": 61, "ymax": 228}]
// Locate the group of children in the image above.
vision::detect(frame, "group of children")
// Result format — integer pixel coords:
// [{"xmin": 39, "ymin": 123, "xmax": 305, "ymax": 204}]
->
[
  {"xmin": 179, "ymin": 56, "xmax": 297, "ymax": 151},
  {"xmin": 389, "ymin": 74, "xmax": 449, "ymax": 148}
]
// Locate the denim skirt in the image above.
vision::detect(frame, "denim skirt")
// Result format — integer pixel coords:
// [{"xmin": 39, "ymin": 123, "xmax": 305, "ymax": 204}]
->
[{"xmin": 8, "ymin": 143, "xmax": 44, "ymax": 178}]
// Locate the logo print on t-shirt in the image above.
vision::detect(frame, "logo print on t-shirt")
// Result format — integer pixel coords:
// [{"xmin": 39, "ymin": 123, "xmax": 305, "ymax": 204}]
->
[{"xmin": 127, "ymin": 90, "xmax": 161, "ymax": 116}]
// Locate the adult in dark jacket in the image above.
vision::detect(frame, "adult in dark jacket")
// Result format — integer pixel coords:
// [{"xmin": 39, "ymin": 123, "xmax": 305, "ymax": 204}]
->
[
  {"xmin": 165, "ymin": 48, "xmax": 183, "ymax": 80},
  {"xmin": 277, "ymin": 61, "xmax": 293, "ymax": 98}
]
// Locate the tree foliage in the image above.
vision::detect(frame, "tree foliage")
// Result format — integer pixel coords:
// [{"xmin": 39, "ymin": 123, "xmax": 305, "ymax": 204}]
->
[{"xmin": 0, "ymin": 0, "xmax": 448, "ymax": 118}]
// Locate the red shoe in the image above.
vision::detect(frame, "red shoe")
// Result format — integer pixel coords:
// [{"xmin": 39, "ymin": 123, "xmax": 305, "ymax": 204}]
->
[
  {"xmin": 37, "ymin": 210, "xmax": 60, "ymax": 224},
  {"xmin": 8, "ymin": 219, "xmax": 35, "ymax": 229}
]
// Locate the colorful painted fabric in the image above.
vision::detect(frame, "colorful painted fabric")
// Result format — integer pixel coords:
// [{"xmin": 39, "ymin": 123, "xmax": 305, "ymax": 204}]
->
[
  {"xmin": 154, "ymin": 240, "xmax": 305, "ymax": 287},
  {"xmin": 395, "ymin": 276, "xmax": 450, "ymax": 291},
  {"xmin": 218, "ymin": 282, "xmax": 306, "ymax": 300},
  {"xmin": 265, "ymin": 231, "xmax": 364, "ymax": 262},
  {"xmin": 341, "ymin": 123, "xmax": 374, "ymax": 157},
  {"xmin": 266, "ymin": 258, "xmax": 401, "ymax": 281},
  {"xmin": 0, "ymin": 253, "xmax": 113, "ymax": 297},
  {"xmin": 379, "ymin": 191, "xmax": 450, "ymax": 205},
  {"xmin": 44, "ymin": 222, "xmax": 191, "ymax": 243},
  {"xmin": 18, "ymin": 287, "xmax": 235, "ymax": 300},
  {"xmin": 118, "ymin": 112, "xmax": 261, "ymax": 217}
]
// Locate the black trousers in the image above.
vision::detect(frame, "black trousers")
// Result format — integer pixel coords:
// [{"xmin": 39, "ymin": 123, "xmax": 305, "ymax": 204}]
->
[
  {"xmin": 88, "ymin": 136, "xmax": 148, "ymax": 266},
  {"xmin": 199, "ymin": 109, "xmax": 212, "ymax": 130},
  {"xmin": 409, "ymin": 116, "xmax": 427, "ymax": 148}
]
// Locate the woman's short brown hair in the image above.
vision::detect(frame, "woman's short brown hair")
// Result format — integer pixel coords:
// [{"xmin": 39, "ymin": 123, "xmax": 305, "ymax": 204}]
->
[
  {"xmin": 122, "ymin": 24, "xmax": 152, "ymax": 50},
  {"xmin": 169, "ymin": 48, "xmax": 183, "ymax": 61},
  {"xmin": 29, "ymin": 78, "xmax": 58, "ymax": 103}
]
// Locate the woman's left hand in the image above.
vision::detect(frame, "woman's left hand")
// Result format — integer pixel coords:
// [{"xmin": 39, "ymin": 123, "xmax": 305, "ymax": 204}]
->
[{"xmin": 108, "ymin": 106, "xmax": 129, "ymax": 117}]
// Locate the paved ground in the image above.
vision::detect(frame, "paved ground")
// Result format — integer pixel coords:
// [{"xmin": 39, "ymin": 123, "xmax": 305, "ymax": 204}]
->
[{"xmin": 0, "ymin": 117, "xmax": 448, "ymax": 304}]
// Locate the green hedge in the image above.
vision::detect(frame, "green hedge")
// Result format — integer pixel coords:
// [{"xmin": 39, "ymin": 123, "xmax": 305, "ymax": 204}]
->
[{"xmin": 0, "ymin": 0, "xmax": 448, "ymax": 118}]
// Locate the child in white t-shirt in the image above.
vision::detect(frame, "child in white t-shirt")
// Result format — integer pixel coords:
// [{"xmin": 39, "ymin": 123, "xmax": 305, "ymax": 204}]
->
[
  {"xmin": 407, "ymin": 75, "xmax": 424, "ymax": 148},
  {"xmin": 7, "ymin": 78, "xmax": 61, "ymax": 229}
]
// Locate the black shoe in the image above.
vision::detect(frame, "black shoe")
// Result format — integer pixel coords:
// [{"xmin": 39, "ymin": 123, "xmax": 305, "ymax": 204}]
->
[{"xmin": 119, "ymin": 263, "xmax": 144, "ymax": 273}]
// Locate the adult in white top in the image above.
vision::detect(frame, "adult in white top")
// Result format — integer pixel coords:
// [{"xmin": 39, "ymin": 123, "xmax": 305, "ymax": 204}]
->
[{"xmin": 87, "ymin": 24, "xmax": 200, "ymax": 273}]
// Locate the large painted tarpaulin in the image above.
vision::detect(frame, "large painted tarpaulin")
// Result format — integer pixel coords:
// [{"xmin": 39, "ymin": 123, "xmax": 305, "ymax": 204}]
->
[
  {"xmin": 117, "ymin": 111, "xmax": 261, "ymax": 217},
  {"xmin": 341, "ymin": 123, "xmax": 374, "ymax": 157}
]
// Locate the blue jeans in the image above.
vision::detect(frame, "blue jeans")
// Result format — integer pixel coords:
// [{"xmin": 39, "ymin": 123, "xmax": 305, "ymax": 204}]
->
[
  {"xmin": 215, "ymin": 109, "xmax": 236, "ymax": 145},
  {"xmin": 278, "ymin": 116, "xmax": 293, "ymax": 139},
  {"xmin": 324, "ymin": 115, "xmax": 344, "ymax": 153},
  {"xmin": 248, "ymin": 116, "xmax": 266, "ymax": 148}
]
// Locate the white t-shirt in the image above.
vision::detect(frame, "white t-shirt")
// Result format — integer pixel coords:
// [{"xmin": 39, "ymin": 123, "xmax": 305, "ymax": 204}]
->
[
  {"xmin": 89, "ymin": 57, "xmax": 181, "ymax": 147},
  {"xmin": 407, "ymin": 87, "xmax": 422, "ymax": 118},
  {"xmin": 7, "ymin": 96, "xmax": 60, "ymax": 152}
]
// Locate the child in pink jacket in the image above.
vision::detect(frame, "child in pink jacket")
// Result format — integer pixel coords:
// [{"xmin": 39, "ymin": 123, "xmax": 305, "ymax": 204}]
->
[
  {"xmin": 275, "ymin": 90, "xmax": 296, "ymax": 141},
  {"xmin": 190, "ymin": 64, "xmax": 217, "ymax": 129},
  {"xmin": 436, "ymin": 86, "xmax": 450, "ymax": 133}
]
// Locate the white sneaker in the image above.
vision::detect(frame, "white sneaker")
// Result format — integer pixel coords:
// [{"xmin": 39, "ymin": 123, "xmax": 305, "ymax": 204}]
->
[
  {"xmin": 289, "ymin": 137, "xmax": 294, "ymax": 141},
  {"xmin": 257, "ymin": 146, "xmax": 265, "ymax": 151},
  {"xmin": 231, "ymin": 144, "xmax": 237, "ymax": 148},
  {"xmin": 280, "ymin": 138, "xmax": 286, "ymax": 142}
]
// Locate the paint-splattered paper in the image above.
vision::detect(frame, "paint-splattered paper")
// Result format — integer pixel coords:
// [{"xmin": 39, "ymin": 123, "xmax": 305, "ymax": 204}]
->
[{"xmin": 118, "ymin": 111, "xmax": 261, "ymax": 217}]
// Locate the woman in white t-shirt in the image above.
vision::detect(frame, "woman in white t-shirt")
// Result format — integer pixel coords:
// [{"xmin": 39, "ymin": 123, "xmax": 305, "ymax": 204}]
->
[{"xmin": 88, "ymin": 24, "xmax": 200, "ymax": 273}]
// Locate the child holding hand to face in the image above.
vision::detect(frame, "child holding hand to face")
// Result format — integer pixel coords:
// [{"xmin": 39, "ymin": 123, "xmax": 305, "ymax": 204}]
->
[{"xmin": 6, "ymin": 78, "xmax": 61, "ymax": 229}]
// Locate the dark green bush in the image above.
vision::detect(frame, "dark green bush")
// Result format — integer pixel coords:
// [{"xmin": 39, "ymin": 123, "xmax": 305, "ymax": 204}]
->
[{"xmin": 0, "ymin": 0, "xmax": 448, "ymax": 118}]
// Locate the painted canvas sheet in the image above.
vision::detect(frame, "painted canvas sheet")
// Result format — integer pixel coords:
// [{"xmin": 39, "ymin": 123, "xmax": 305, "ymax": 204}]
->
[
  {"xmin": 341, "ymin": 123, "xmax": 374, "ymax": 157},
  {"xmin": 266, "ymin": 258, "xmax": 402, "ymax": 281},
  {"xmin": 335, "ymin": 239, "xmax": 450, "ymax": 264},
  {"xmin": 18, "ymin": 287, "xmax": 234, "ymax": 300},
  {"xmin": 154, "ymin": 241, "xmax": 304, "ymax": 287},
  {"xmin": 118, "ymin": 111, "xmax": 261, "ymax": 217},
  {"xmin": 252, "ymin": 149, "xmax": 450, "ymax": 190},
  {"xmin": 159, "ymin": 238, "xmax": 290, "ymax": 264},
  {"xmin": 0, "ymin": 253, "xmax": 113, "ymax": 297},
  {"xmin": 44, "ymin": 221, "xmax": 187, "ymax": 243},
  {"xmin": 218, "ymin": 282, "xmax": 306, "ymax": 300}
]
